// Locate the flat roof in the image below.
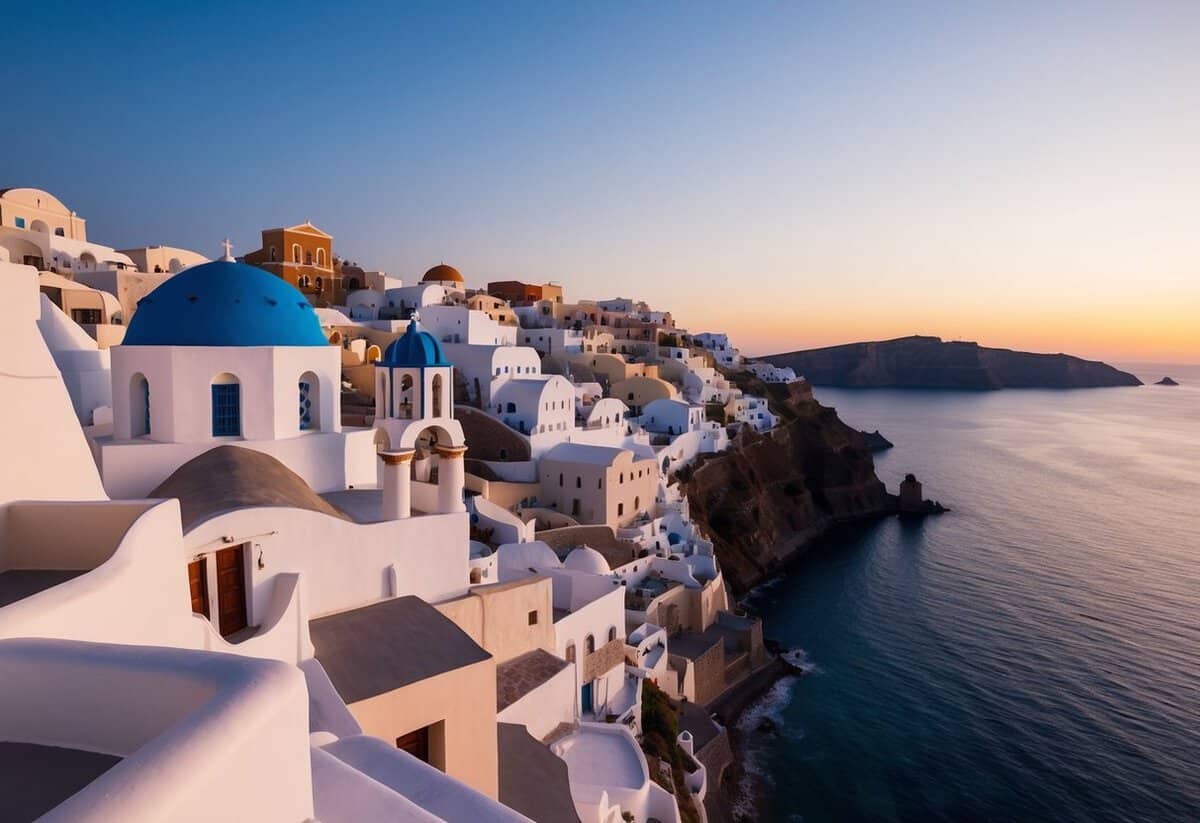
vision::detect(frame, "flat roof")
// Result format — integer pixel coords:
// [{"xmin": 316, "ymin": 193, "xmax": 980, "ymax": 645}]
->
[
  {"xmin": 496, "ymin": 649, "xmax": 569, "ymax": 712},
  {"xmin": 0, "ymin": 741, "xmax": 121, "ymax": 821},
  {"xmin": 309, "ymin": 596, "xmax": 491, "ymax": 704},
  {"xmin": 497, "ymin": 723, "xmax": 581, "ymax": 823},
  {"xmin": 669, "ymin": 629, "xmax": 725, "ymax": 661}
]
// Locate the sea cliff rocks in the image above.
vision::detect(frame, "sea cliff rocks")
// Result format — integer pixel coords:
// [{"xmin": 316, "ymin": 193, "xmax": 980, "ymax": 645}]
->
[
  {"xmin": 1155, "ymin": 377, "xmax": 1179, "ymax": 386},
  {"xmin": 683, "ymin": 381, "xmax": 890, "ymax": 592},
  {"xmin": 764, "ymin": 336, "xmax": 1142, "ymax": 389}
]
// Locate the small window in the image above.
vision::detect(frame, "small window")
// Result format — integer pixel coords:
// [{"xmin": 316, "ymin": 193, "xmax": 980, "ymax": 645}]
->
[
  {"xmin": 608, "ymin": 627, "xmax": 617, "ymax": 643},
  {"xmin": 585, "ymin": 634, "xmax": 595, "ymax": 654},
  {"xmin": 527, "ymin": 610, "xmax": 538, "ymax": 626},
  {"xmin": 618, "ymin": 503, "xmax": 624, "ymax": 517},
  {"xmin": 211, "ymin": 383, "xmax": 241, "ymax": 436},
  {"xmin": 14, "ymin": 217, "xmax": 25, "ymax": 229},
  {"xmin": 299, "ymin": 380, "xmax": 313, "ymax": 430},
  {"xmin": 54, "ymin": 227, "xmax": 65, "ymax": 237},
  {"xmin": 565, "ymin": 643, "xmax": 576, "ymax": 663},
  {"xmin": 576, "ymin": 476, "xmax": 582, "ymax": 488},
  {"xmin": 559, "ymin": 473, "xmax": 564, "ymax": 487}
]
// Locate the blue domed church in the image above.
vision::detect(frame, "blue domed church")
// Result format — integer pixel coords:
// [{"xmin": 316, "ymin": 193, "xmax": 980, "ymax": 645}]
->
[
  {"xmin": 95, "ymin": 252, "xmax": 379, "ymax": 498},
  {"xmin": 371, "ymin": 314, "xmax": 468, "ymax": 517}
]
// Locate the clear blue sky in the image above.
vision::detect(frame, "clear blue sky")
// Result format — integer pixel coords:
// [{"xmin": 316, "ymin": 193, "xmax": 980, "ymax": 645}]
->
[{"xmin": 5, "ymin": 1, "xmax": 1198, "ymax": 360}]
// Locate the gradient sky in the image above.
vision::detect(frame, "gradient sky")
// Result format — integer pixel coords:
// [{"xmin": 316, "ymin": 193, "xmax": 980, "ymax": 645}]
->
[{"xmin": 5, "ymin": 2, "xmax": 1197, "ymax": 362}]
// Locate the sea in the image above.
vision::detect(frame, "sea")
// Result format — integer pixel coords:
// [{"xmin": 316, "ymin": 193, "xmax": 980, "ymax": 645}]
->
[{"xmin": 736, "ymin": 364, "xmax": 1200, "ymax": 823}]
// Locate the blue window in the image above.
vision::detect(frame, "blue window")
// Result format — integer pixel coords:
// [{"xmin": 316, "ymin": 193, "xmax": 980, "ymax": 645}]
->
[
  {"xmin": 211, "ymin": 384, "xmax": 241, "ymax": 436},
  {"xmin": 14, "ymin": 217, "xmax": 25, "ymax": 229},
  {"xmin": 299, "ymin": 381, "xmax": 312, "ymax": 430}
]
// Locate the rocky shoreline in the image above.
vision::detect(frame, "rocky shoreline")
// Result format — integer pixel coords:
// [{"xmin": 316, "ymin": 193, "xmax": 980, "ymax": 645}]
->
[{"xmin": 680, "ymin": 373, "xmax": 948, "ymax": 820}]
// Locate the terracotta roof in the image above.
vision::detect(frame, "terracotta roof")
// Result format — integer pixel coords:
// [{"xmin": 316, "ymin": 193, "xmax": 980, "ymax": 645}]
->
[{"xmin": 422, "ymin": 264, "xmax": 464, "ymax": 283}]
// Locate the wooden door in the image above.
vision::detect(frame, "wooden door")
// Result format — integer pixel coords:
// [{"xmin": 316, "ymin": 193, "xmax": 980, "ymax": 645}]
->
[
  {"xmin": 187, "ymin": 558, "xmax": 209, "ymax": 618},
  {"xmin": 215, "ymin": 546, "xmax": 248, "ymax": 637},
  {"xmin": 396, "ymin": 726, "xmax": 430, "ymax": 763}
]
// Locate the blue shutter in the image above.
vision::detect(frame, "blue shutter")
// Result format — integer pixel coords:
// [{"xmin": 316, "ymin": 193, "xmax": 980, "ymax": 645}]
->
[
  {"xmin": 211, "ymin": 384, "xmax": 241, "ymax": 436},
  {"xmin": 299, "ymin": 381, "xmax": 312, "ymax": 430}
]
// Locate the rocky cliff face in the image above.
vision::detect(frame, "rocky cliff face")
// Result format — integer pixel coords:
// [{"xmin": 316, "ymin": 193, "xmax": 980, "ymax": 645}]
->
[
  {"xmin": 765, "ymin": 336, "xmax": 1141, "ymax": 389},
  {"xmin": 684, "ymin": 380, "xmax": 894, "ymax": 593}
]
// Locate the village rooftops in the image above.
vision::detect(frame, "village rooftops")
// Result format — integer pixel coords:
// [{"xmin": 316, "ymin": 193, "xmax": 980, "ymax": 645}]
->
[{"xmin": 309, "ymin": 596, "xmax": 491, "ymax": 704}]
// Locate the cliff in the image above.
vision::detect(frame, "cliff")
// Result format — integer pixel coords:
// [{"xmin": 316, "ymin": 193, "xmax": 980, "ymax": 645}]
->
[
  {"xmin": 764, "ymin": 336, "xmax": 1141, "ymax": 389},
  {"xmin": 683, "ymin": 379, "xmax": 896, "ymax": 593}
]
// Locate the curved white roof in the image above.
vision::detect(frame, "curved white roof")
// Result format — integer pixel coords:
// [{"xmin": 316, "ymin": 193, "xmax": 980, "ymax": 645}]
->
[
  {"xmin": 0, "ymin": 187, "xmax": 72, "ymax": 215},
  {"xmin": 564, "ymin": 546, "xmax": 611, "ymax": 575},
  {"xmin": 497, "ymin": 540, "xmax": 562, "ymax": 574},
  {"xmin": 542, "ymin": 442, "xmax": 629, "ymax": 467}
]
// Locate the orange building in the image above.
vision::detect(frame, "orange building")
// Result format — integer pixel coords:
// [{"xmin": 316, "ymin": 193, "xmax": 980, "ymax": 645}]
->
[
  {"xmin": 487, "ymin": 280, "xmax": 563, "ymax": 305},
  {"xmin": 242, "ymin": 221, "xmax": 342, "ymax": 305}
]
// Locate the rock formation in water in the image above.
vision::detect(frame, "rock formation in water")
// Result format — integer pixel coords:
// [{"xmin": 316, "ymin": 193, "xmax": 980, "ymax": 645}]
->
[
  {"xmin": 681, "ymin": 376, "xmax": 941, "ymax": 593},
  {"xmin": 1155, "ymin": 376, "xmax": 1179, "ymax": 386},
  {"xmin": 763, "ymin": 336, "xmax": 1142, "ymax": 389},
  {"xmin": 860, "ymin": 429, "xmax": 893, "ymax": 451}
]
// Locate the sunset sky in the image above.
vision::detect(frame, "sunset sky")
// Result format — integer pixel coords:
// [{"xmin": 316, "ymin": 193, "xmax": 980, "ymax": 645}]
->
[{"xmin": 5, "ymin": 2, "xmax": 1197, "ymax": 362}]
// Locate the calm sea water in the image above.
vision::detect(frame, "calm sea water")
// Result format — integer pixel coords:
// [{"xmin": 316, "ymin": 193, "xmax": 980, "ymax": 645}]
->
[{"xmin": 738, "ymin": 365, "xmax": 1200, "ymax": 823}]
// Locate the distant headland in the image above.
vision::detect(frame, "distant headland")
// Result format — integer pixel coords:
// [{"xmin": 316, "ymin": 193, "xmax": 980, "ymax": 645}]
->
[{"xmin": 764, "ymin": 336, "xmax": 1142, "ymax": 389}]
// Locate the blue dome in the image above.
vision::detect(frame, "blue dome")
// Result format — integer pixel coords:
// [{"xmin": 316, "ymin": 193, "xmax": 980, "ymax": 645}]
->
[
  {"xmin": 123, "ymin": 261, "xmax": 329, "ymax": 347},
  {"xmin": 379, "ymin": 318, "xmax": 450, "ymax": 367}
]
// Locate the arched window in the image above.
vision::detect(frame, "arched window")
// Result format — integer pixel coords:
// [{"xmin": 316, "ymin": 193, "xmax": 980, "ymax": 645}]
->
[
  {"xmin": 211, "ymin": 373, "xmax": 241, "ymax": 437},
  {"xmin": 299, "ymin": 371, "xmax": 320, "ymax": 431},
  {"xmin": 305, "ymin": 250, "xmax": 313, "ymax": 265},
  {"xmin": 558, "ymin": 473, "xmax": 564, "ymax": 487},
  {"xmin": 366, "ymin": 344, "xmax": 381, "ymax": 363},
  {"xmin": 634, "ymin": 496, "xmax": 640, "ymax": 511},
  {"xmin": 315, "ymin": 276, "xmax": 323, "ymax": 293},
  {"xmin": 431, "ymin": 374, "xmax": 443, "ymax": 417},
  {"xmin": 565, "ymin": 642, "xmax": 576, "ymax": 663},
  {"xmin": 584, "ymin": 634, "xmax": 595, "ymax": 655},
  {"xmin": 469, "ymin": 567, "xmax": 482, "ymax": 584},
  {"xmin": 506, "ymin": 402, "xmax": 516, "ymax": 413},
  {"xmin": 292, "ymin": 244, "xmax": 301, "ymax": 263},
  {"xmin": 316, "ymin": 248, "xmax": 326, "ymax": 267},
  {"xmin": 399, "ymin": 375, "xmax": 414, "ymax": 418},
  {"xmin": 269, "ymin": 245, "xmax": 277, "ymax": 262},
  {"xmin": 347, "ymin": 278, "xmax": 360, "ymax": 291},
  {"xmin": 130, "ymin": 373, "xmax": 150, "ymax": 437},
  {"xmin": 608, "ymin": 626, "xmax": 617, "ymax": 643},
  {"xmin": 576, "ymin": 476, "xmax": 582, "ymax": 488},
  {"xmin": 298, "ymin": 274, "xmax": 311, "ymax": 289},
  {"xmin": 618, "ymin": 502, "xmax": 624, "ymax": 517}
]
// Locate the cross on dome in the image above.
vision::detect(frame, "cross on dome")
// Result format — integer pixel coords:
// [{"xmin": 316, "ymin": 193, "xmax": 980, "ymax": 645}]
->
[{"xmin": 220, "ymin": 238, "xmax": 234, "ymax": 261}]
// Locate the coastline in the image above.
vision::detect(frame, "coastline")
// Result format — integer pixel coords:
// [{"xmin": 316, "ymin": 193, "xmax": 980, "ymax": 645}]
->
[{"xmin": 702, "ymin": 511, "xmax": 939, "ymax": 822}]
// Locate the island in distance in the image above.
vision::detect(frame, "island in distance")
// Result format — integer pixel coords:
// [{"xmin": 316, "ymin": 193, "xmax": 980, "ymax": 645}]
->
[
  {"xmin": 765, "ymin": 335, "xmax": 1142, "ymax": 389},
  {"xmin": 1155, "ymin": 376, "xmax": 1179, "ymax": 386}
]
